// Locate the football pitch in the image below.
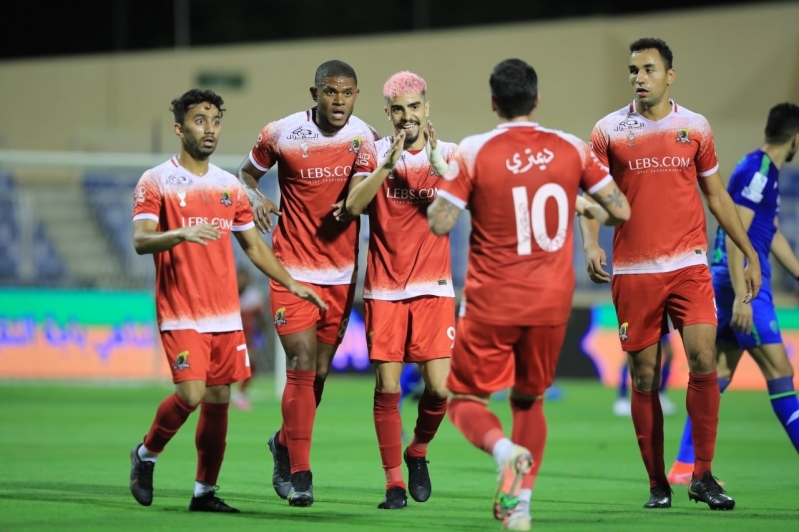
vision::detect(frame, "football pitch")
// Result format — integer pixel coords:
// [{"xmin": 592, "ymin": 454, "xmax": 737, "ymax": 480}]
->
[{"xmin": 0, "ymin": 377, "xmax": 796, "ymax": 531}]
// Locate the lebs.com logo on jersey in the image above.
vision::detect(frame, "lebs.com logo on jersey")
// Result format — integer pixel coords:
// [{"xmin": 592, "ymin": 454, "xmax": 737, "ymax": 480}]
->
[
  {"xmin": 627, "ymin": 156, "xmax": 691, "ymax": 172},
  {"xmin": 299, "ymin": 166, "xmax": 352, "ymax": 180},
  {"xmin": 182, "ymin": 217, "xmax": 234, "ymax": 231}
]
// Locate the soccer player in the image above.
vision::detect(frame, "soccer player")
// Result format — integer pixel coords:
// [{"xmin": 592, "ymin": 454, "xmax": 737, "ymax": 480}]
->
[
  {"xmin": 579, "ymin": 38, "xmax": 762, "ymax": 510},
  {"xmin": 236, "ymin": 60, "xmax": 378, "ymax": 507},
  {"xmin": 427, "ymin": 58, "xmax": 631, "ymax": 531},
  {"xmin": 128, "ymin": 89, "xmax": 326, "ymax": 512},
  {"xmin": 342, "ymin": 71, "xmax": 455, "ymax": 509},
  {"xmin": 667, "ymin": 102, "xmax": 799, "ymax": 484},
  {"xmin": 231, "ymin": 267, "xmax": 268, "ymax": 411}
]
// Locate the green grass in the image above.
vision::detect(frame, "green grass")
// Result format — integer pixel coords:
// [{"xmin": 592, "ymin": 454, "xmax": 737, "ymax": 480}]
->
[{"xmin": 0, "ymin": 377, "xmax": 796, "ymax": 531}]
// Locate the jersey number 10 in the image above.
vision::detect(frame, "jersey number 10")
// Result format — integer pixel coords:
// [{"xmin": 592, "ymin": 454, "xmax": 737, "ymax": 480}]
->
[{"xmin": 512, "ymin": 184, "xmax": 568, "ymax": 255}]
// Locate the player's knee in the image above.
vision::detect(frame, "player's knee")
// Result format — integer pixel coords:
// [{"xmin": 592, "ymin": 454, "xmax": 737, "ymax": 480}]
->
[
  {"xmin": 686, "ymin": 348, "xmax": 715, "ymax": 373},
  {"xmin": 425, "ymin": 382, "xmax": 449, "ymax": 398},
  {"xmin": 203, "ymin": 384, "xmax": 231, "ymax": 404},
  {"xmin": 176, "ymin": 382, "xmax": 206, "ymax": 407}
]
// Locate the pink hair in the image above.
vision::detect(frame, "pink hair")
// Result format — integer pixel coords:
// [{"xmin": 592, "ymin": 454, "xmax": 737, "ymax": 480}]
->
[{"xmin": 382, "ymin": 71, "xmax": 427, "ymax": 101}]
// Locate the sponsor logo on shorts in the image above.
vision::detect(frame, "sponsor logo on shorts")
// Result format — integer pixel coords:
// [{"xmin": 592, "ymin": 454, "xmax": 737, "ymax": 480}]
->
[
  {"xmin": 619, "ymin": 322, "xmax": 629, "ymax": 341},
  {"xmin": 173, "ymin": 350, "xmax": 190, "ymax": 371},
  {"xmin": 274, "ymin": 307, "xmax": 287, "ymax": 327},
  {"xmin": 220, "ymin": 190, "xmax": 232, "ymax": 207},
  {"xmin": 437, "ymin": 279, "xmax": 448, "ymax": 285}
]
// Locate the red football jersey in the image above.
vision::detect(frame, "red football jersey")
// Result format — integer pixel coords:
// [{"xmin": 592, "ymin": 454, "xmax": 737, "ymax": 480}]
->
[
  {"xmin": 353, "ymin": 137, "xmax": 457, "ymax": 300},
  {"xmin": 590, "ymin": 100, "xmax": 719, "ymax": 274},
  {"xmin": 439, "ymin": 122, "xmax": 612, "ymax": 326},
  {"xmin": 249, "ymin": 108, "xmax": 379, "ymax": 285},
  {"xmin": 132, "ymin": 157, "xmax": 255, "ymax": 332}
]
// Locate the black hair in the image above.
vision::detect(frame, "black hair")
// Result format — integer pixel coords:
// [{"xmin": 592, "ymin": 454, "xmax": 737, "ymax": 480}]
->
[
  {"xmin": 170, "ymin": 88, "xmax": 225, "ymax": 124},
  {"xmin": 629, "ymin": 38, "xmax": 673, "ymax": 70},
  {"xmin": 314, "ymin": 60, "xmax": 358, "ymax": 87},
  {"xmin": 765, "ymin": 102, "xmax": 799, "ymax": 144},
  {"xmin": 489, "ymin": 59, "xmax": 538, "ymax": 119}
]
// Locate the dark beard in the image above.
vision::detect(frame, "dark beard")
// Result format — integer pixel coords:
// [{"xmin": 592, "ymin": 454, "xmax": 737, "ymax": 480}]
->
[{"xmin": 185, "ymin": 135, "xmax": 215, "ymax": 159}]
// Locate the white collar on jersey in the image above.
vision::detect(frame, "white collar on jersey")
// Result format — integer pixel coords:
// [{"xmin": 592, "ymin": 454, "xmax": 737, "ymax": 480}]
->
[
  {"xmin": 628, "ymin": 99, "xmax": 679, "ymax": 120},
  {"xmin": 496, "ymin": 121, "xmax": 538, "ymax": 129}
]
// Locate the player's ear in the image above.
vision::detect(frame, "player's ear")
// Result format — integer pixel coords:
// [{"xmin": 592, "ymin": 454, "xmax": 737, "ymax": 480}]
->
[
  {"xmin": 424, "ymin": 100, "xmax": 430, "ymax": 118},
  {"xmin": 384, "ymin": 107, "xmax": 390, "ymax": 121},
  {"xmin": 174, "ymin": 122, "xmax": 183, "ymax": 138},
  {"xmin": 490, "ymin": 96, "xmax": 498, "ymax": 113},
  {"xmin": 667, "ymin": 67, "xmax": 676, "ymax": 86},
  {"xmin": 310, "ymin": 86, "xmax": 318, "ymax": 102}
]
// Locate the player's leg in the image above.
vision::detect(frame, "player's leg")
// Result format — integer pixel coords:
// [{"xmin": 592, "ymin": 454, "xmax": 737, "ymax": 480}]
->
[
  {"xmin": 445, "ymin": 317, "xmax": 532, "ymax": 528},
  {"xmin": 668, "ymin": 342, "xmax": 740, "ymax": 485},
  {"xmin": 312, "ymin": 282, "xmax": 357, "ymax": 406},
  {"xmin": 130, "ymin": 330, "xmax": 208, "ymax": 507},
  {"xmin": 374, "ymin": 361, "xmax": 408, "ymax": 509},
  {"xmin": 612, "ymin": 272, "xmax": 671, "ymax": 508},
  {"xmin": 187, "ymin": 331, "xmax": 251, "ymax": 513},
  {"xmin": 747, "ymin": 342, "xmax": 799, "ymax": 452},
  {"xmin": 670, "ymin": 265, "xmax": 734, "ymax": 510},
  {"xmin": 403, "ymin": 296, "xmax": 455, "ymax": 503},
  {"xmin": 366, "ymin": 298, "xmax": 410, "ymax": 509},
  {"xmin": 505, "ymin": 322, "xmax": 567, "ymax": 530}
]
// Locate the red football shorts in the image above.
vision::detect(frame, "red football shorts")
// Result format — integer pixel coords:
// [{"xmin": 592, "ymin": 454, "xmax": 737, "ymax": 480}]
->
[
  {"xmin": 611, "ymin": 265, "xmax": 717, "ymax": 352},
  {"xmin": 447, "ymin": 316, "xmax": 568, "ymax": 397},
  {"xmin": 269, "ymin": 280, "xmax": 355, "ymax": 345},
  {"xmin": 365, "ymin": 296, "xmax": 455, "ymax": 363},
  {"xmin": 160, "ymin": 329, "xmax": 251, "ymax": 386}
]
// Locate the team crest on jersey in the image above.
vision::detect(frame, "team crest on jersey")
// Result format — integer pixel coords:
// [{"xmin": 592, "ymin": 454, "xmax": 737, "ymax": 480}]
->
[
  {"xmin": 220, "ymin": 191, "xmax": 232, "ymax": 207},
  {"xmin": 349, "ymin": 136, "xmax": 363, "ymax": 153},
  {"xmin": 274, "ymin": 307, "xmax": 287, "ymax": 327},
  {"xmin": 287, "ymin": 127, "xmax": 318, "ymax": 141},
  {"xmin": 173, "ymin": 350, "xmax": 190, "ymax": 371},
  {"xmin": 619, "ymin": 322, "xmax": 629, "ymax": 341},
  {"xmin": 676, "ymin": 128, "xmax": 691, "ymax": 144}
]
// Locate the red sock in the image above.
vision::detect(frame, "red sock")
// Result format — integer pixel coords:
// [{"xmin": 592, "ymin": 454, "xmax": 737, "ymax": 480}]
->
[
  {"xmin": 408, "ymin": 389, "xmax": 448, "ymax": 458},
  {"xmin": 195, "ymin": 402, "xmax": 229, "ymax": 485},
  {"xmin": 631, "ymin": 386, "xmax": 667, "ymax": 489},
  {"xmin": 374, "ymin": 390, "xmax": 405, "ymax": 490},
  {"xmin": 278, "ymin": 375, "xmax": 325, "ymax": 448},
  {"xmin": 687, "ymin": 371, "xmax": 719, "ymax": 478},
  {"xmin": 282, "ymin": 369, "xmax": 317, "ymax": 474},
  {"xmin": 447, "ymin": 398, "xmax": 506, "ymax": 455},
  {"xmin": 314, "ymin": 376, "xmax": 325, "ymax": 407},
  {"xmin": 511, "ymin": 398, "xmax": 547, "ymax": 490},
  {"xmin": 143, "ymin": 393, "xmax": 196, "ymax": 453}
]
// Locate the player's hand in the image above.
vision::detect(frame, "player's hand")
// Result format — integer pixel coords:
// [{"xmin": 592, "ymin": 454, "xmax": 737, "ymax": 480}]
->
[
  {"xmin": 731, "ymin": 296, "xmax": 753, "ymax": 334},
  {"xmin": 382, "ymin": 130, "xmax": 406, "ymax": 170},
  {"xmin": 331, "ymin": 200, "xmax": 355, "ymax": 223},
  {"xmin": 247, "ymin": 189, "xmax": 281, "ymax": 233},
  {"xmin": 743, "ymin": 257, "xmax": 762, "ymax": 303},
  {"xmin": 575, "ymin": 195, "xmax": 591, "ymax": 217},
  {"xmin": 423, "ymin": 121, "xmax": 437, "ymax": 150},
  {"xmin": 585, "ymin": 245, "xmax": 611, "ymax": 284},
  {"xmin": 181, "ymin": 223, "xmax": 221, "ymax": 245},
  {"xmin": 289, "ymin": 282, "xmax": 328, "ymax": 311}
]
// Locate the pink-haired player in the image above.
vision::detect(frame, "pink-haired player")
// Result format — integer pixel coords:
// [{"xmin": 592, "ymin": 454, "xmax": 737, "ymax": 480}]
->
[{"xmin": 337, "ymin": 71, "xmax": 456, "ymax": 509}]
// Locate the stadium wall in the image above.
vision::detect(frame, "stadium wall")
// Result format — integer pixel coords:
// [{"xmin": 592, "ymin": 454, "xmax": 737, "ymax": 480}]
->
[{"xmin": 1, "ymin": 3, "xmax": 798, "ymax": 175}]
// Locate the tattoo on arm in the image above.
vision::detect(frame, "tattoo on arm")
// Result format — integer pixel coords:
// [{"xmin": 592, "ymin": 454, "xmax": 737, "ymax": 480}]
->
[
  {"xmin": 430, "ymin": 199, "xmax": 462, "ymax": 234},
  {"xmin": 600, "ymin": 189, "xmax": 623, "ymax": 209}
]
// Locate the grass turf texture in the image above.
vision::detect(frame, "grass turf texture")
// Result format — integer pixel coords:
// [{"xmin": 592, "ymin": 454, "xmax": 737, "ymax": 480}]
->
[{"xmin": 0, "ymin": 377, "xmax": 796, "ymax": 531}]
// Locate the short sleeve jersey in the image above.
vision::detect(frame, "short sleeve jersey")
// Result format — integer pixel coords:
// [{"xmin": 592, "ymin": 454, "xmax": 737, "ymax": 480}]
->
[
  {"xmin": 439, "ymin": 122, "xmax": 612, "ymax": 326},
  {"xmin": 352, "ymin": 137, "xmax": 458, "ymax": 300},
  {"xmin": 711, "ymin": 149, "xmax": 779, "ymax": 283},
  {"xmin": 132, "ymin": 157, "xmax": 255, "ymax": 332},
  {"xmin": 590, "ymin": 100, "xmax": 719, "ymax": 274},
  {"xmin": 248, "ymin": 108, "xmax": 379, "ymax": 285}
]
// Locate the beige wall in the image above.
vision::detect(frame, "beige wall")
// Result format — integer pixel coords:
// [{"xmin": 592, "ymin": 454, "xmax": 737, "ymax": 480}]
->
[{"xmin": 1, "ymin": 2, "xmax": 798, "ymax": 173}]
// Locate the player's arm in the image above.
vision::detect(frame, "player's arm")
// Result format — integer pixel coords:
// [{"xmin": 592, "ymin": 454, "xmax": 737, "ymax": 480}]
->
[
  {"xmin": 770, "ymin": 220, "xmax": 799, "ymax": 277},
  {"xmin": 700, "ymin": 171, "xmax": 761, "ymax": 301},
  {"xmin": 233, "ymin": 227, "xmax": 327, "ymax": 310},
  {"xmin": 424, "ymin": 122, "xmax": 449, "ymax": 176},
  {"xmin": 427, "ymin": 196, "xmax": 462, "ymax": 236},
  {"xmin": 237, "ymin": 158, "xmax": 282, "ymax": 234},
  {"xmin": 577, "ymin": 204, "xmax": 609, "ymax": 284},
  {"xmin": 578, "ymin": 181, "xmax": 630, "ymax": 226},
  {"xmin": 344, "ymin": 131, "xmax": 406, "ymax": 217},
  {"xmin": 132, "ymin": 219, "xmax": 220, "ymax": 255},
  {"xmin": 724, "ymin": 204, "xmax": 755, "ymax": 332}
]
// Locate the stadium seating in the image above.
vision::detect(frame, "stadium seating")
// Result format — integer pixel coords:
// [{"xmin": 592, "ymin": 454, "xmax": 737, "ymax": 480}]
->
[{"xmin": 0, "ymin": 173, "xmax": 66, "ymax": 285}]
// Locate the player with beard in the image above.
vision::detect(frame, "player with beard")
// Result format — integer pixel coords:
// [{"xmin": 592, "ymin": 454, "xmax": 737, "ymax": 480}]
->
[
  {"xmin": 128, "ymin": 89, "xmax": 325, "ymax": 512},
  {"xmin": 237, "ymin": 60, "xmax": 379, "ymax": 507},
  {"xmin": 667, "ymin": 102, "xmax": 799, "ymax": 483}
]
